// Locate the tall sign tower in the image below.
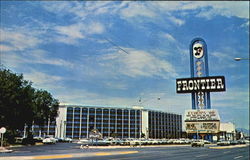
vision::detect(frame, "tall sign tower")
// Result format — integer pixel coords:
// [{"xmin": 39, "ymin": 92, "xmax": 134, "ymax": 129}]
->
[
  {"xmin": 190, "ymin": 38, "xmax": 210, "ymax": 110},
  {"xmin": 176, "ymin": 38, "xmax": 226, "ymax": 141}
]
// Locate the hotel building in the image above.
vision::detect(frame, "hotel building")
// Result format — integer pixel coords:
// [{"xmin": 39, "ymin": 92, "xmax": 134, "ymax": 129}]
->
[{"xmin": 34, "ymin": 105, "xmax": 182, "ymax": 139}]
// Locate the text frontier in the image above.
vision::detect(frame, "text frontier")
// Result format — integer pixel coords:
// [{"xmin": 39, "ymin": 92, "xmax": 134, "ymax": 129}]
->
[{"xmin": 176, "ymin": 76, "xmax": 225, "ymax": 93}]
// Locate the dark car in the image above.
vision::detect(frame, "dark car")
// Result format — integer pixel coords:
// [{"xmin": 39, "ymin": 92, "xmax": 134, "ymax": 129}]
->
[
  {"xmin": 217, "ymin": 140, "xmax": 230, "ymax": 146},
  {"xmin": 229, "ymin": 140, "xmax": 238, "ymax": 145}
]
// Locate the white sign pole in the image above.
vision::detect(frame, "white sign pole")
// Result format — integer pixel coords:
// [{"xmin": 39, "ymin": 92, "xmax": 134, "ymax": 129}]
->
[
  {"xmin": 1, "ymin": 133, "xmax": 3, "ymax": 147},
  {"xmin": 0, "ymin": 127, "xmax": 7, "ymax": 147}
]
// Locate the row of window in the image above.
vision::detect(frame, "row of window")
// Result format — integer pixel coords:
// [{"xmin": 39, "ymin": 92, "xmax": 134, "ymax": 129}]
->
[
  {"xmin": 66, "ymin": 126, "xmax": 141, "ymax": 129},
  {"xmin": 66, "ymin": 117, "xmax": 141, "ymax": 121},
  {"xmin": 67, "ymin": 108, "xmax": 141, "ymax": 113},
  {"xmin": 68, "ymin": 112, "xmax": 141, "ymax": 116},
  {"xmin": 66, "ymin": 122, "xmax": 141, "ymax": 125}
]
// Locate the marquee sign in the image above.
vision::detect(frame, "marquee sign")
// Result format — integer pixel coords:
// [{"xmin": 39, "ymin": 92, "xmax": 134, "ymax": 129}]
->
[
  {"xmin": 176, "ymin": 76, "xmax": 225, "ymax": 93},
  {"xmin": 184, "ymin": 109, "xmax": 220, "ymax": 121},
  {"xmin": 185, "ymin": 121, "xmax": 220, "ymax": 133},
  {"xmin": 184, "ymin": 109, "xmax": 220, "ymax": 133}
]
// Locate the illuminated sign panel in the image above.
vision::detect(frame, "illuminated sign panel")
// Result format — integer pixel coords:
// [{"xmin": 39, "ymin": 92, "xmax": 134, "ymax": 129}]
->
[
  {"xmin": 184, "ymin": 109, "xmax": 220, "ymax": 133},
  {"xmin": 184, "ymin": 109, "xmax": 220, "ymax": 121},
  {"xmin": 176, "ymin": 76, "xmax": 225, "ymax": 93},
  {"xmin": 185, "ymin": 121, "xmax": 220, "ymax": 133}
]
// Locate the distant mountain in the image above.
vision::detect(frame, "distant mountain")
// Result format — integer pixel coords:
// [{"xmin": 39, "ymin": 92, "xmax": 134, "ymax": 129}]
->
[{"xmin": 236, "ymin": 128, "xmax": 250, "ymax": 136}]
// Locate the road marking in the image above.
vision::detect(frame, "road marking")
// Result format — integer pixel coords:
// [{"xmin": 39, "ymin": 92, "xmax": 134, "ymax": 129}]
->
[
  {"xmin": 196, "ymin": 154, "xmax": 208, "ymax": 157},
  {"xmin": 234, "ymin": 156, "xmax": 243, "ymax": 159},
  {"xmin": 110, "ymin": 154, "xmax": 166, "ymax": 160},
  {"xmin": 0, "ymin": 157, "xmax": 33, "ymax": 160},
  {"xmin": 33, "ymin": 154, "xmax": 73, "ymax": 159},
  {"xmin": 94, "ymin": 151, "xmax": 138, "ymax": 156},
  {"xmin": 118, "ymin": 151, "xmax": 139, "ymax": 154},
  {"xmin": 95, "ymin": 152, "xmax": 112, "ymax": 156}
]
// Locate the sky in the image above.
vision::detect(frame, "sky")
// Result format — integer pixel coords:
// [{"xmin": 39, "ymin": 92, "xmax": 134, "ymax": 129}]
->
[{"xmin": 0, "ymin": 1, "xmax": 249, "ymax": 129}]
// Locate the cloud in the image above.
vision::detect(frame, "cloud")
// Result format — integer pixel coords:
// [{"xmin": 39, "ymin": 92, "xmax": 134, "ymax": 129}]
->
[
  {"xmin": 0, "ymin": 28, "xmax": 42, "ymax": 51},
  {"xmin": 2, "ymin": 49, "xmax": 74, "ymax": 69},
  {"xmin": 0, "ymin": 45, "xmax": 13, "ymax": 52},
  {"xmin": 41, "ymin": 1, "xmax": 248, "ymax": 36},
  {"xmin": 162, "ymin": 33, "xmax": 176, "ymax": 42},
  {"xmin": 211, "ymin": 51, "xmax": 234, "ymax": 61},
  {"xmin": 168, "ymin": 17, "xmax": 185, "ymax": 26},
  {"xmin": 204, "ymin": 2, "xmax": 249, "ymax": 19},
  {"xmin": 54, "ymin": 22, "xmax": 105, "ymax": 45},
  {"xmin": 55, "ymin": 23, "xmax": 85, "ymax": 39},
  {"xmin": 120, "ymin": 2, "xmax": 156, "ymax": 18},
  {"xmin": 152, "ymin": 1, "xmax": 249, "ymax": 19},
  {"xmin": 100, "ymin": 48, "xmax": 178, "ymax": 79},
  {"xmin": 87, "ymin": 22, "xmax": 105, "ymax": 34},
  {"xmin": 104, "ymin": 81, "xmax": 128, "ymax": 90},
  {"xmin": 23, "ymin": 70, "xmax": 63, "ymax": 89},
  {"xmin": 56, "ymin": 87, "xmax": 137, "ymax": 107},
  {"xmin": 211, "ymin": 87, "xmax": 249, "ymax": 107}
]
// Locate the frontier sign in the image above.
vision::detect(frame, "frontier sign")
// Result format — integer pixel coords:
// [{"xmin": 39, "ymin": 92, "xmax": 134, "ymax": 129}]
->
[{"xmin": 176, "ymin": 76, "xmax": 225, "ymax": 93}]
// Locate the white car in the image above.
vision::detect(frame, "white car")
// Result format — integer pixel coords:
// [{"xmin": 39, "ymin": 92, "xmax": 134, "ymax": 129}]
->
[
  {"xmin": 42, "ymin": 137, "xmax": 56, "ymax": 144},
  {"xmin": 77, "ymin": 139, "xmax": 90, "ymax": 145},
  {"xmin": 64, "ymin": 138, "xmax": 73, "ymax": 143},
  {"xmin": 191, "ymin": 140, "xmax": 205, "ymax": 147}
]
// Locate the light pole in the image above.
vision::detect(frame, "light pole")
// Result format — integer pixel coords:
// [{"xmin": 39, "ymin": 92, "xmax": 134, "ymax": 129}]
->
[
  {"xmin": 138, "ymin": 97, "xmax": 161, "ymax": 106},
  {"xmin": 234, "ymin": 57, "xmax": 250, "ymax": 61},
  {"xmin": 138, "ymin": 97, "xmax": 160, "ymax": 140}
]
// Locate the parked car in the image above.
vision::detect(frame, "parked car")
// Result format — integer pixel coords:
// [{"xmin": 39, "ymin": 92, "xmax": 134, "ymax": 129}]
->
[
  {"xmin": 42, "ymin": 137, "xmax": 56, "ymax": 144},
  {"xmin": 217, "ymin": 140, "xmax": 230, "ymax": 146},
  {"xmin": 237, "ymin": 139, "xmax": 249, "ymax": 144},
  {"xmin": 14, "ymin": 137, "xmax": 24, "ymax": 144},
  {"xmin": 229, "ymin": 140, "xmax": 238, "ymax": 145},
  {"xmin": 191, "ymin": 140, "xmax": 204, "ymax": 147},
  {"xmin": 203, "ymin": 140, "xmax": 211, "ymax": 144},
  {"xmin": 77, "ymin": 139, "xmax": 90, "ymax": 145},
  {"xmin": 33, "ymin": 137, "xmax": 44, "ymax": 143},
  {"xmin": 96, "ymin": 139, "xmax": 112, "ymax": 146},
  {"xmin": 64, "ymin": 137, "xmax": 73, "ymax": 143},
  {"xmin": 243, "ymin": 139, "xmax": 250, "ymax": 144}
]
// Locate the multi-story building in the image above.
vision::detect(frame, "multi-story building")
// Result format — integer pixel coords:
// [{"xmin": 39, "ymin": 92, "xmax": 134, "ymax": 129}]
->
[{"xmin": 33, "ymin": 105, "xmax": 182, "ymax": 139}]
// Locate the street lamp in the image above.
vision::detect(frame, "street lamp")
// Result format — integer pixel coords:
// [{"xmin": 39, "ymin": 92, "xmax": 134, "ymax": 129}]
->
[
  {"xmin": 138, "ymin": 97, "xmax": 161, "ymax": 105},
  {"xmin": 138, "ymin": 97, "xmax": 161, "ymax": 140},
  {"xmin": 234, "ymin": 57, "xmax": 250, "ymax": 61}
]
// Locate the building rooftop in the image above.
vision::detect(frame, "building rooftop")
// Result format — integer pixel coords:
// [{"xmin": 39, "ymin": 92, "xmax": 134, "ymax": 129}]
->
[{"xmin": 59, "ymin": 104, "xmax": 182, "ymax": 115}]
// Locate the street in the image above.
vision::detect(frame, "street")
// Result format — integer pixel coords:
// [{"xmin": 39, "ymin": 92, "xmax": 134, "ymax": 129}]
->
[{"xmin": 0, "ymin": 143, "xmax": 249, "ymax": 160}]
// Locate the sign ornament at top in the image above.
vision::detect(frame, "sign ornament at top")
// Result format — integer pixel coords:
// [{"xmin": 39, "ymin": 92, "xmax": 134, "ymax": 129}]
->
[{"xmin": 193, "ymin": 42, "xmax": 204, "ymax": 59}]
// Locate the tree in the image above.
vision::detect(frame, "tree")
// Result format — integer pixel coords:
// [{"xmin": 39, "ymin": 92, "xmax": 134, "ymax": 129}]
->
[
  {"xmin": 0, "ymin": 68, "xmax": 59, "ymax": 144},
  {"xmin": 0, "ymin": 68, "xmax": 34, "ymax": 130},
  {"xmin": 33, "ymin": 89, "xmax": 59, "ymax": 127}
]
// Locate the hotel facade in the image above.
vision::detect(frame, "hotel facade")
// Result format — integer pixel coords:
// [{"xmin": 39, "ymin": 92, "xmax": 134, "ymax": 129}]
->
[{"xmin": 34, "ymin": 105, "xmax": 182, "ymax": 139}]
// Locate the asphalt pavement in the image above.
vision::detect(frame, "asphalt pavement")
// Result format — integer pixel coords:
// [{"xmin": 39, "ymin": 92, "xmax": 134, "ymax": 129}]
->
[{"xmin": 0, "ymin": 143, "xmax": 249, "ymax": 160}]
